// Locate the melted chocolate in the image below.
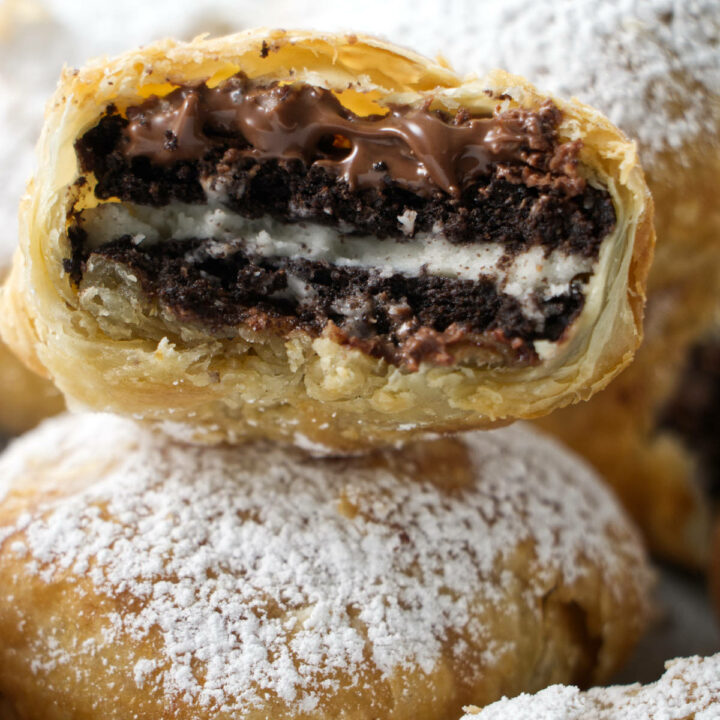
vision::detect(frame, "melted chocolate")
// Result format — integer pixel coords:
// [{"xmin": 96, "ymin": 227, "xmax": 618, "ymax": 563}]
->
[
  {"xmin": 75, "ymin": 100, "xmax": 615, "ymax": 254},
  {"xmin": 74, "ymin": 76, "xmax": 615, "ymax": 253},
  {"xmin": 120, "ymin": 76, "xmax": 584, "ymax": 199}
]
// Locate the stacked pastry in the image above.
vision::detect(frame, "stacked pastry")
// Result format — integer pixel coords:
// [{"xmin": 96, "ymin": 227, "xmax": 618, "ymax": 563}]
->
[{"xmin": 0, "ymin": 29, "xmax": 658, "ymax": 719}]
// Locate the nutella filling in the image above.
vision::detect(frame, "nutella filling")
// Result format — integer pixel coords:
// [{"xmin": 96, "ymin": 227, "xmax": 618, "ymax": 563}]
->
[
  {"xmin": 658, "ymin": 339, "xmax": 720, "ymax": 498},
  {"xmin": 119, "ymin": 79, "xmax": 583, "ymax": 198},
  {"xmin": 68, "ymin": 74, "xmax": 617, "ymax": 370}
]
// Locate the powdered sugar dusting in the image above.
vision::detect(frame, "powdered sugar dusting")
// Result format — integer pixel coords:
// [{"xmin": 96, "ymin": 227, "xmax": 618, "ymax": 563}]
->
[
  {"xmin": 462, "ymin": 654, "xmax": 720, "ymax": 719},
  {"xmin": 0, "ymin": 414, "xmax": 649, "ymax": 713},
  {"xmin": 292, "ymin": 0, "xmax": 720, "ymax": 165},
  {"xmin": 435, "ymin": 0, "xmax": 720, "ymax": 164},
  {"xmin": 463, "ymin": 685, "xmax": 587, "ymax": 720},
  {"xmin": 301, "ymin": 0, "xmax": 720, "ymax": 165}
]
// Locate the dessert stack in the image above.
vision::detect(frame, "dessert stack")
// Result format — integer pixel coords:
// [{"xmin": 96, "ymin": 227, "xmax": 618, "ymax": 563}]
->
[{"xmin": 0, "ymin": 19, "xmax": 712, "ymax": 720}]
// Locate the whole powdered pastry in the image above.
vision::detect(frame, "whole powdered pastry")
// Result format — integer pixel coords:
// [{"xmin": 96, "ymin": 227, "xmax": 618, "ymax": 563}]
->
[
  {"xmin": 0, "ymin": 414, "xmax": 651, "ymax": 720},
  {"xmin": 462, "ymin": 653, "xmax": 720, "ymax": 720}
]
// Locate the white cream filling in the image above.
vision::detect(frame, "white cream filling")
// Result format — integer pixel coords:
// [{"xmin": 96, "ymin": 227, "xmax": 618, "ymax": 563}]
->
[{"xmin": 79, "ymin": 201, "xmax": 595, "ymax": 323}]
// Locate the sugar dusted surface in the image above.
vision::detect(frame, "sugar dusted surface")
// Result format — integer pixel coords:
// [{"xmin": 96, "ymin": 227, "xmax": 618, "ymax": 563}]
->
[
  {"xmin": 0, "ymin": 414, "xmax": 648, "ymax": 713},
  {"xmin": 462, "ymin": 653, "xmax": 720, "ymax": 719}
]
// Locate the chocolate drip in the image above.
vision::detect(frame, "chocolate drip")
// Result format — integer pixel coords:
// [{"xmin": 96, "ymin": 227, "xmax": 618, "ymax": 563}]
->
[{"xmin": 122, "ymin": 76, "xmax": 583, "ymax": 198}]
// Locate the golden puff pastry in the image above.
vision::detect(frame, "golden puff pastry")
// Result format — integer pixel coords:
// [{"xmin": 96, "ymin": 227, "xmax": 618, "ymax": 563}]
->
[
  {"xmin": 0, "ymin": 29, "xmax": 654, "ymax": 452},
  {"xmin": 0, "ymin": 339, "xmax": 63, "ymax": 435},
  {"xmin": 524, "ymin": 1, "xmax": 720, "ymax": 568},
  {"xmin": 0, "ymin": 414, "xmax": 651, "ymax": 720},
  {"xmin": 0, "ymin": 263, "xmax": 63, "ymax": 436},
  {"xmin": 461, "ymin": 654, "xmax": 720, "ymax": 719}
]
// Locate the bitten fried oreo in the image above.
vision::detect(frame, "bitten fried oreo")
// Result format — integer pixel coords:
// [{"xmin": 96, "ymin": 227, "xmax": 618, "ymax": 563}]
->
[
  {"xmin": 462, "ymin": 654, "xmax": 720, "ymax": 719},
  {"xmin": 0, "ymin": 30, "xmax": 653, "ymax": 451},
  {"xmin": 0, "ymin": 415, "xmax": 650, "ymax": 720}
]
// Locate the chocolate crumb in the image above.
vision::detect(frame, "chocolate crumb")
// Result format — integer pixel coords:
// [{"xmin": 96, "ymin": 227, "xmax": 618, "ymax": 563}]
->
[{"xmin": 67, "ymin": 234, "xmax": 585, "ymax": 370}]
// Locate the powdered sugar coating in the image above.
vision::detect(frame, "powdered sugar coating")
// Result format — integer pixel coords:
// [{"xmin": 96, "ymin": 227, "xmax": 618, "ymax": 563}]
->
[
  {"xmin": 304, "ymin": 0, "xmax": 720, "ymax": 165},
  {"xmin": 462, "ymin": 653, "xmax": 720, "ymax": 719},
  {"xmin": 0, "ymin": 414, "xmax": 650, "ymax": 714},
  {"xmin": 435, "ymin": 0, "xmax": 720, "ymax": 164}
]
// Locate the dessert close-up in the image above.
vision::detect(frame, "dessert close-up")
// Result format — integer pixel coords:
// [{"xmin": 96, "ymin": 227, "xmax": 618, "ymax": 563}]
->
[
  {"xmin": 0, "ymin": 0, "xmax": 718, "ymax": 717},
  {"xmin": 0, "ymin": 28, "xmax": 653, "ymax": 452}
]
